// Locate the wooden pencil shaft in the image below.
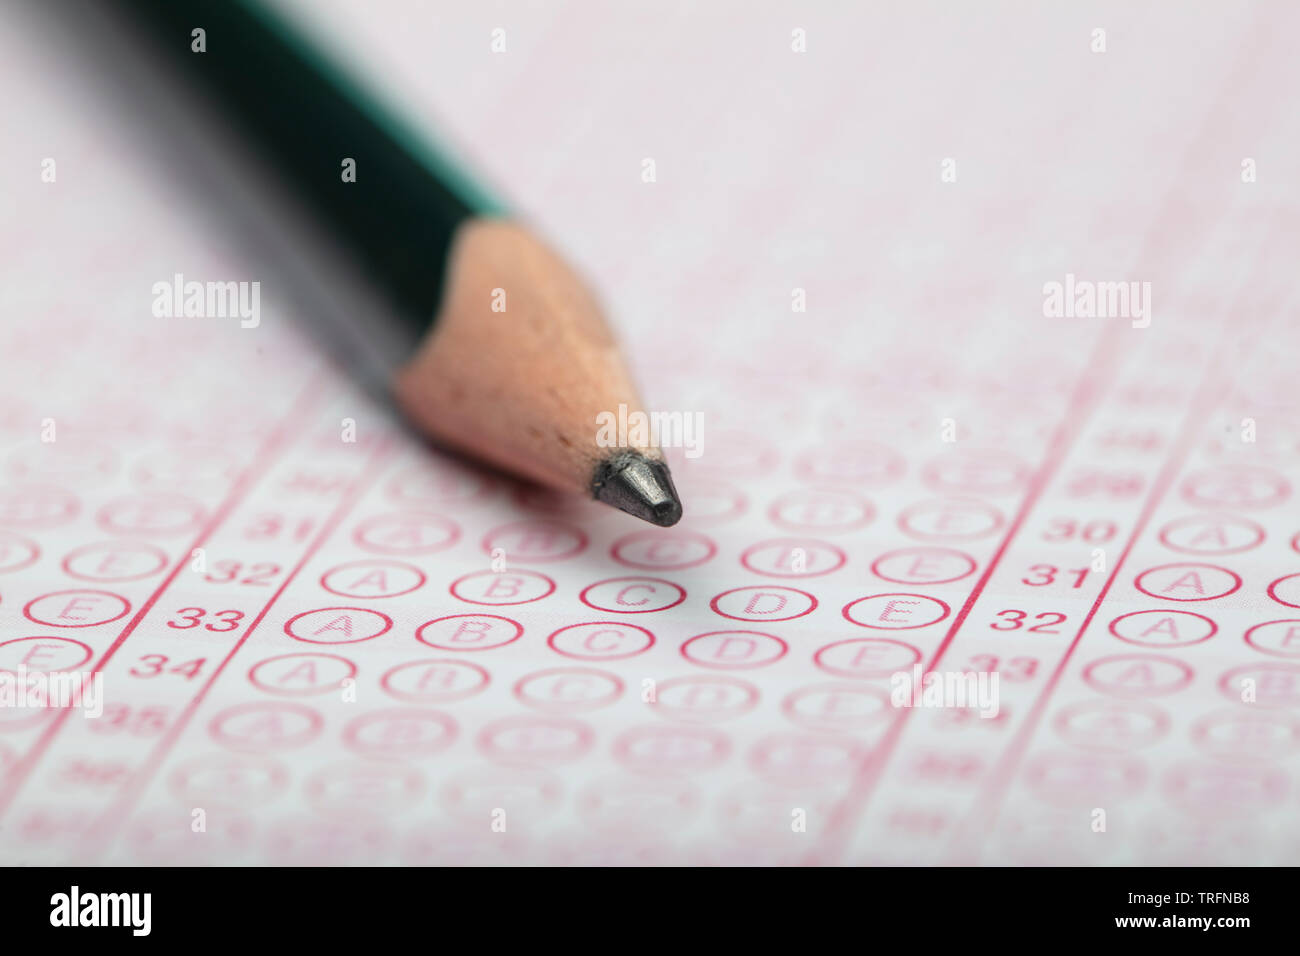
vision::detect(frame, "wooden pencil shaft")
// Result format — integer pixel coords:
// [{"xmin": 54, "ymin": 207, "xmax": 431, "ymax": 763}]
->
[{"xmin": 106, "ymin": 0, "xmax": 686, "ymax": 526}]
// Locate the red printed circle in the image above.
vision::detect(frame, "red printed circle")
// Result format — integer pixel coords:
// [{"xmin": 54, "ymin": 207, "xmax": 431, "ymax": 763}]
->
[
  {"xmin": 610, "ymin": 531, "xmax": 717, "ymax": 570},
  {"xmin": 448, "ymin": 570, "xmax": 555, "ymax": 605},
  {"xmin": 247, "ymin": 653, "xmax": 357, "ymax": 697},
  {"xmin": 748, "ymin": 733, "xmax": 862, "ymax": 784},
  {"xmin": 898, "ymin": 498, "xmax": 1004, "ymax": 541},
  {"xmin": 1267, "ymin": 574, "xmax": 1300, "ymax": 610},
  {"xmin": 0, "ymin": 636, "xmax": 93, "ymax": 673},
  {"xmin": 1133, "ymin": 563, "xmax": 1241, "ymax": 602},
  {"xmin": 1217, "ymin": 663, "xmax": 1300, "ymax": 708},
  {"xmin": 690, "ymin": 430, "xmax": 778, "ymax": 477},
  {"xmin": 922, "ymin": 450, "xmax": 1028, "ymax": 495},
  {"xmin": 132, "ymin": 445, "xmax": 238, "ymax": 490},
  {"xmin": 680, "ymin": 631, "xmax": 788, "ymax": 670},
  {"xmin": 1024, "ymin": 751, "xmax": 1147, "ymax": 803},
  {"xmin": 794, "ymin": 441, "xmax": 904, "ymax": 487},
  {"xmin": 814, "ymin": 638, "xmax": 922, "ymax": 678},
  {"xmin": 739, "ymin": 539, "xmax": 846, "ymax": 578},
  {"xmin": 843, "ymin": 593, "xmax": 950, "ymax": 630},
  {"xmin": 652, "ymin": 676, "xmax": 760, "ymax": 723},
  {"xmin": 871, "ymin": 547, "xmax": 977, "ymax": 585},
  {"xmin": 1157, "ymin": 514, "xmax": 1265, "ymax": 555},
  {"xmin": 416, "ymin": 614, "xmax": 523, "ymax": 652},
  {"xmin": 782, "ymin": 683, "xmax": 893, "ymax": 732},
  {"xmin": 386, "ymin": 463, "xmax": 493, "ymax": 505},
  {"xmin": 284, "ymin": 607, "xmax": 392, "ymax": 645},
  {"xmin": 351, "ymin": 512, "xmax": 459, "ymax": 555},
  {"xmin": 1244, "ymin": 620, "xmax": 1300, "ymax": 658},
  {"xmin": 208, "ymin": 702, "xmax": 323, "ymax": 751},
  {"xmin": 1052, "ymin": 699, "xmax": 1170, "ymax": 752},
  {"xmin": 513, "ymin": 668, "xmax": 624, "ymax": 713},
  {"xmin": 1179, "ymin": 465, "xmax": 1289, "ymax": 510},
  {"xmin": 1108, "ymin": 610, "xmax": 1217, "ymax": 649},
  {"xmin": 23, "ymin": 589, "xmax": 131, "ymax": 628},
  {"xmin": 97, "ymin": 494, "xmax": 205, "ymax": 535},
  {"xmin": 381, "ymin": 659, "xmax": 491, "ymax": 703},
  {"xmin": 482, "ymin": 520, "xmax": 587, "ymax": 562},
  {"xmin": 320, "ymin": 560, "xmax": 426, "ymax": 599},
  {"xmin": 710, "ymin": 585, "xmax": 818, "ymax": 622},
  {"xmin": 0, "ymin": 486, "xmax": 79, "ymax": 528},
  {"xmin": 169, "ymin": 754, "xmax": 289, "ymax": 809},
  {"xmin": 61, "ymin": 541, "xmax": 168, "ymax": 582},
  {"xmin": 8, "ymin": 441, "xmax": 115, "ymax": 481},
  {"xmin": 1081, "ymin": 655, "xmax": 1194, "ymax": 697},
  {"xmin": 477, "ymin": 715, "xmax": 595, "ymax": 766},
  {"xmin": 547, "ymin": 622, "xmax": 655, "ymax": 661},
  {"xmin": 579, "ymin": 576, "xmax": 686, "ymax": 614},
  {"xmin": 0, "ymin": 532, "xmax": 41, "ymax": 573},
  {"xmin": 343, "ymin": 709, "xmax": 458, "ymax": 758},
  {"xmin": 438, "ymin": 766, "xmax": 563, "ymax": 824},
  {"xmin": 612, "ymin": 725, "xmax": 731, "ymax": 775},
  {"xmin": 1162, "ymin": 761, "xmax": 1287, "ymax": 815},
  {"xmin": 306, "ymin": 762, "xmax": 425, "ymax": 817},
  {"xmin": 1191, "ymin": 708, "xmax": 1300, "ymax": 762},
  {"xmin": 767, "ymin": 488, "xmax": 874, "ymax": 533}
]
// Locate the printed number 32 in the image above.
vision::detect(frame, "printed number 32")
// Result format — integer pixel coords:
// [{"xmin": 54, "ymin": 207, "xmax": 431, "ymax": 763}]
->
[{"xmin": 991, "ymin": 609, "xmax": 1067, "ymax": 633}]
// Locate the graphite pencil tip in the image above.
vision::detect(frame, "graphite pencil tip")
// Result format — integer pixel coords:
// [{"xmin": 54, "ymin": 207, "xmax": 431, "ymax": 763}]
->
[{"xmin": 592, "ymin": 451, "xmax": 683, "ymax": 527}]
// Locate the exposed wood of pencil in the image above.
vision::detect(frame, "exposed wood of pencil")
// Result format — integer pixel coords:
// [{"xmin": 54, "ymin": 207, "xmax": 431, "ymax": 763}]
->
[{"xmin": 394, "ymin": 218, "xmax": 665, "ymax": 495}]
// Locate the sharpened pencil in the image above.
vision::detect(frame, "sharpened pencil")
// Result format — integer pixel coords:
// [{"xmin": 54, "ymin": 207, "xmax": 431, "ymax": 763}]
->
[{"xmin": 111, "ymin": 0, "xmax": 684, "ymax": 527}]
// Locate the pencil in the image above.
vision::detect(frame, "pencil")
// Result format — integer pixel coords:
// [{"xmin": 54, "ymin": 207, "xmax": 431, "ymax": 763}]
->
[{"xmin": 111, "ymin": 0, "xmax": 683, "ymax": 527}]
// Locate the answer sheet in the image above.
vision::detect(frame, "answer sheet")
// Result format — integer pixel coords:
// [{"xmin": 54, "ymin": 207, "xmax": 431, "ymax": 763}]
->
[{"xmin": 1, "ymin": 0, "xmax": 1298, "ymax": 864}]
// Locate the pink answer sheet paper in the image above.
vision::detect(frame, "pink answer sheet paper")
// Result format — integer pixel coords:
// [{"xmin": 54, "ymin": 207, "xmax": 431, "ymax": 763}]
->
[{"xmin": 1, "ymin": 0, "xmax": 1299, "ymax": 864}]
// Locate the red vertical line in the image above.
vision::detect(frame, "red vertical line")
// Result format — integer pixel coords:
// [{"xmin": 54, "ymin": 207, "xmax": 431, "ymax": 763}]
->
[
  {"xmin": 806, "ymin": 20, "xmax": 1126, "ymax": 857},
  {"xmin": 82, "ymin": 436, "xmax": 397, "ymax": 854},
  {"xmin": 0, "ymin": 370, "xmax": 330, "ymax": 818},
  {"xmin": 809, "ymin": 3, "xmax": 1282, "ymax": 865},
  {"xmin": 950, "ymin": 368, "xmax": 1226, "ymax": 853},
  {"xmin": 809, "ymin": 321, "xmax": 1123, "ymax": 863},
  {"xmin": 947, "ymin": 280, "xmax": 1285, "ymax": 857}
]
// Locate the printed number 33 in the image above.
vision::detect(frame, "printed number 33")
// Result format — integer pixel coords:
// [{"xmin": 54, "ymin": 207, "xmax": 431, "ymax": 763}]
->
[{"xmin": 167, "ymin": 608, "xmax": 244, "ymax": 632}]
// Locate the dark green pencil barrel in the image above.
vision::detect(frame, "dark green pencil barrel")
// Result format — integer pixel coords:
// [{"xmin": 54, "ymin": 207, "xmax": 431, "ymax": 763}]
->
[{"xmin": 113, "ymin": 0, "xmax": 494, "ymax": 332}]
